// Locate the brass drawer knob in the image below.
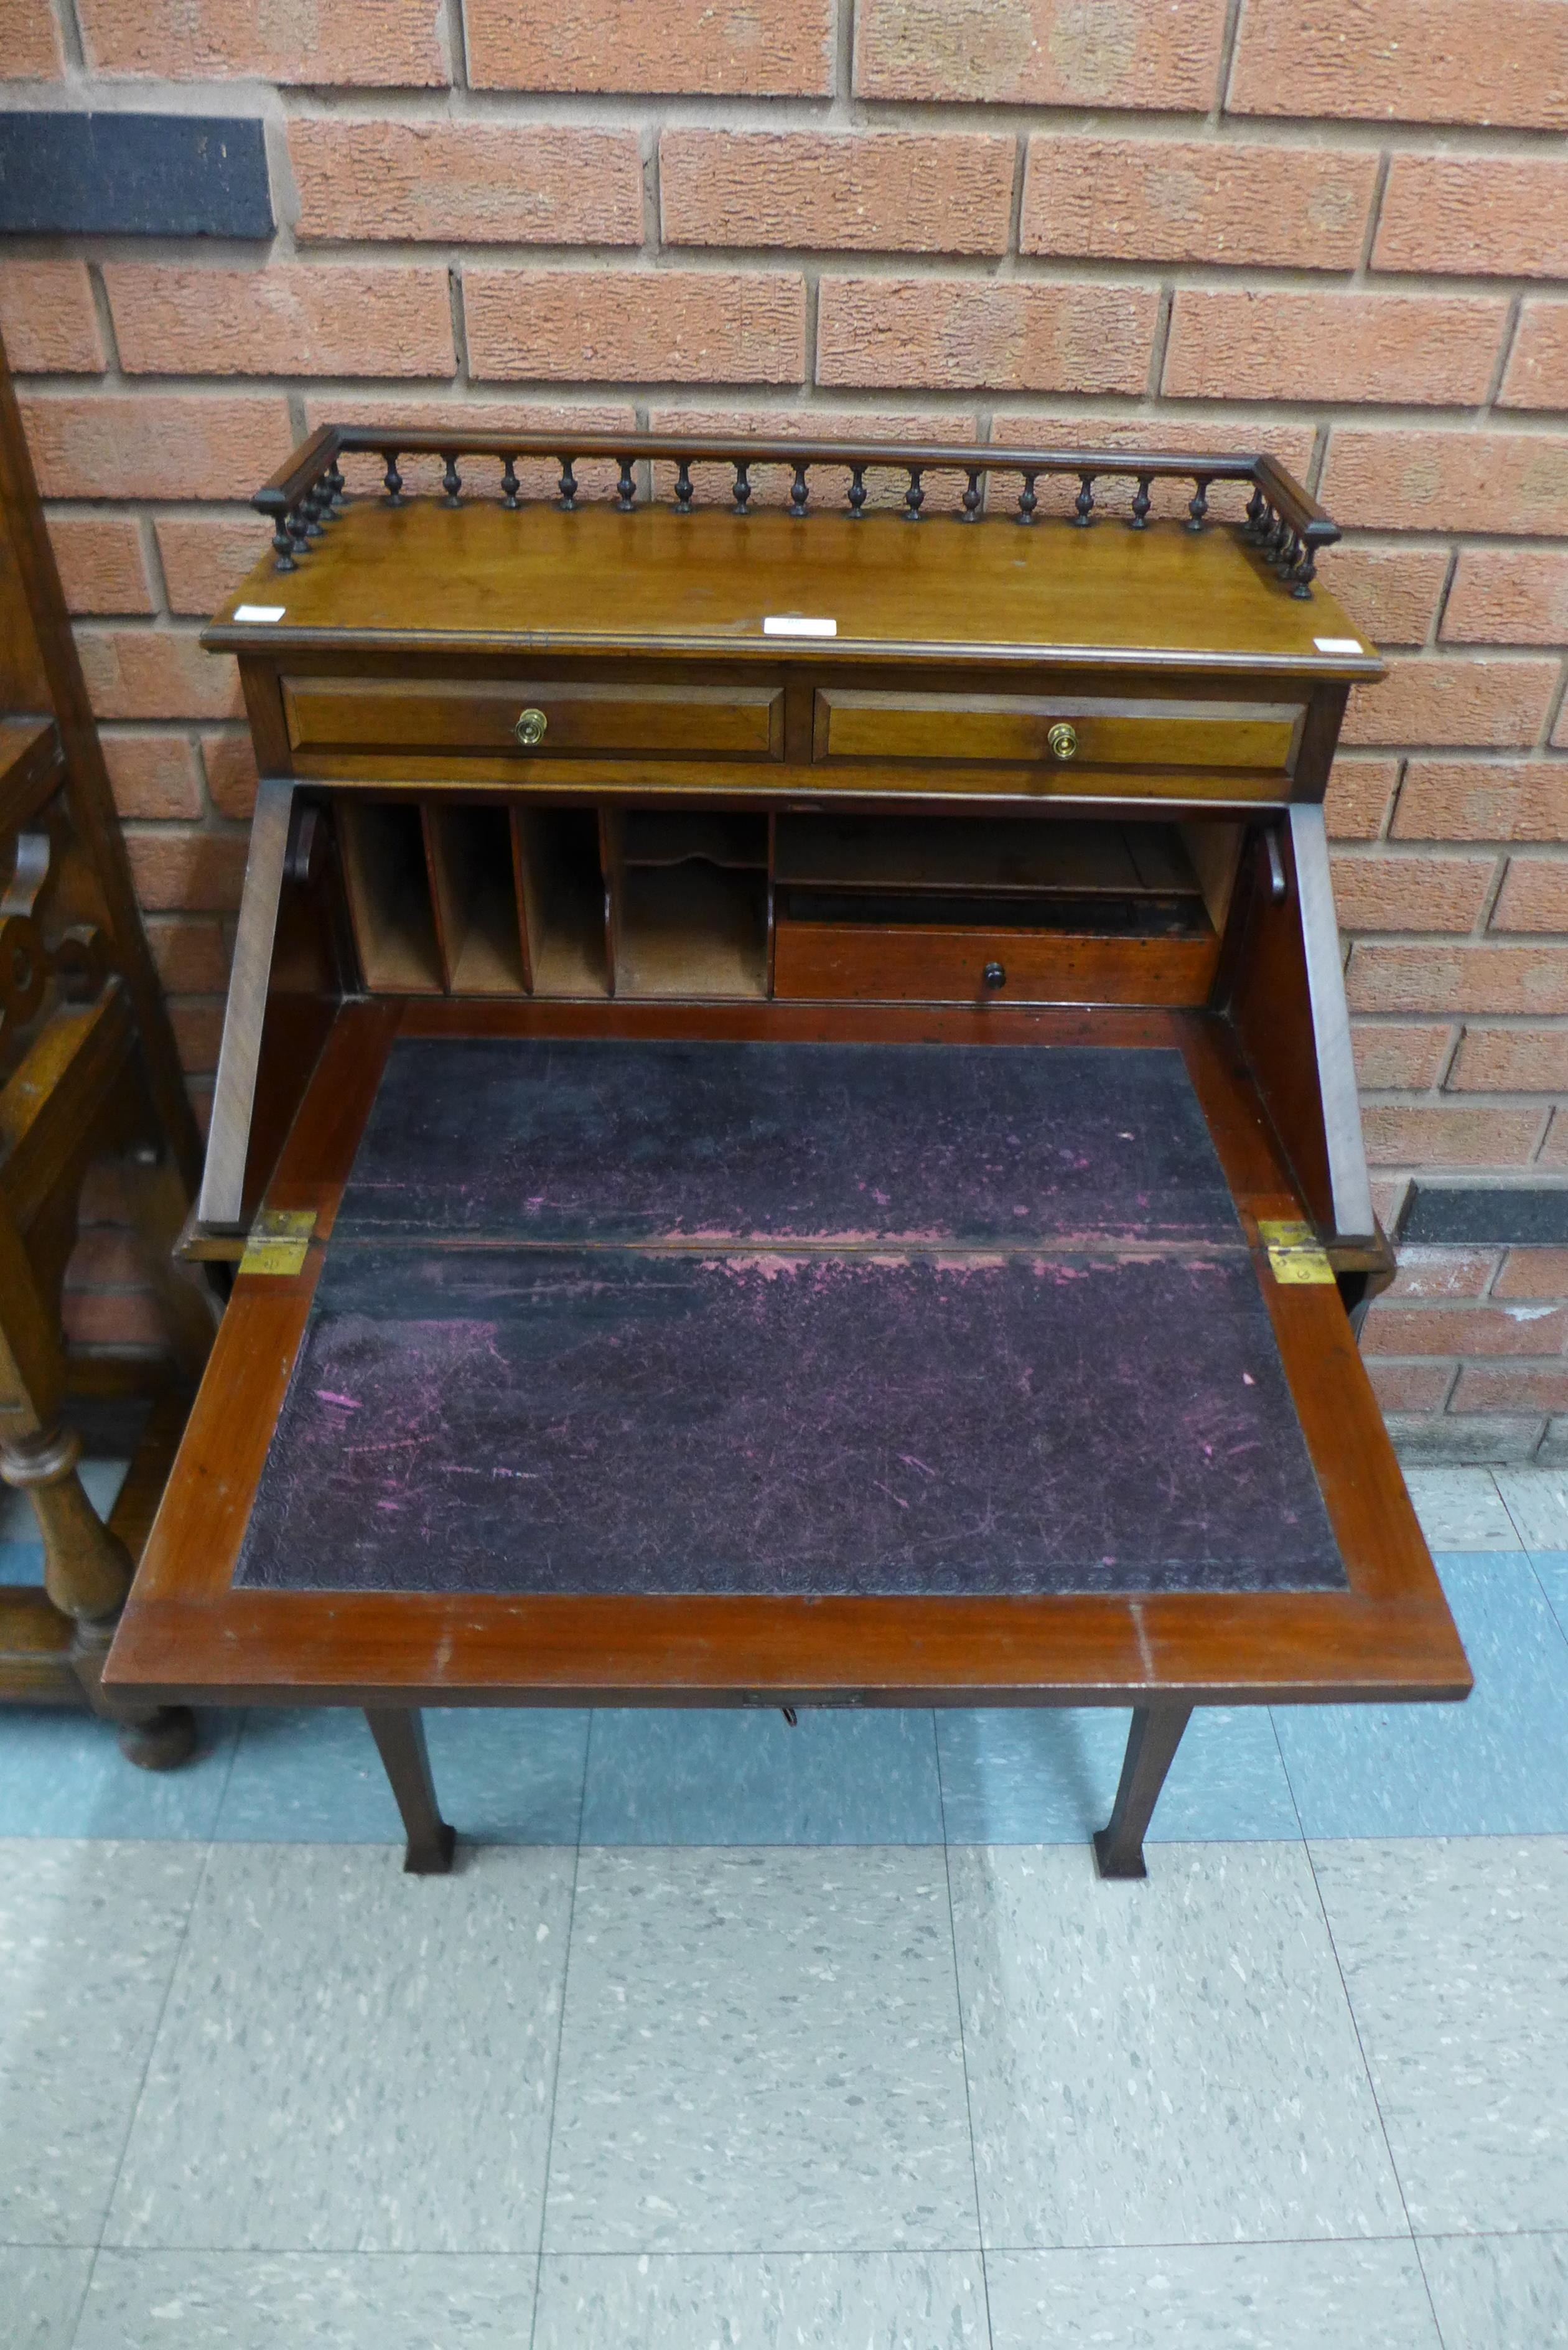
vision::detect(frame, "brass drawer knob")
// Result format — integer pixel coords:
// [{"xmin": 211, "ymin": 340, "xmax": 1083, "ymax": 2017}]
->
[
  {"xmin": 514, "ymin": 706, "xmax": 548, "ymax": 747},
  {"xmin": 1047, "ymin": 721, "xmax": 1077, "ymax": 762}
]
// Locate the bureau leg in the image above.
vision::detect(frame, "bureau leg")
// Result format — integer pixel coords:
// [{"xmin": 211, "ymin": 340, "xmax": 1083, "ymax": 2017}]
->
[
  {"xmin": 366, "ymin": 1707, "xmax": 456, "ymax": 1875},
  {"xmin": 1093, "ymin": 1704, "xmax": 1193, "ymax": 1881}
]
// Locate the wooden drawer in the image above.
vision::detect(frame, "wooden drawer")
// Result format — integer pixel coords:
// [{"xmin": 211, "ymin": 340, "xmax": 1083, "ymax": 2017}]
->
[
  {"xmin": 285, "ymin": 678, "xmax": 785, "ymax": 761},
  {"xmin": 813, "ymin": 690, "xmax": 1303, "ymax": 776},
  {"xmin": 773, "ymin": 920, "xmax": 1220, "ymax": 1007}
]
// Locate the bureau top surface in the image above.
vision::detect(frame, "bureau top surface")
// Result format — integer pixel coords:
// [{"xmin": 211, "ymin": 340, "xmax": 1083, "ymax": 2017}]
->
[{"xmin": 209, "ymin": 500, "xmax": 1380, "ymax": 680}]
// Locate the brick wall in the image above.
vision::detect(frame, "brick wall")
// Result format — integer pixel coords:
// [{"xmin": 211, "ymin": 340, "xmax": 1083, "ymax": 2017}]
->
[{"xmin": 4, "ymin": 0, "xmax": 1567, "ymax": 1439}]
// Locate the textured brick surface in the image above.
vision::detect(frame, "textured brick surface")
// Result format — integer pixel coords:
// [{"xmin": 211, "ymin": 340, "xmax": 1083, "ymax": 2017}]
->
[
  {"xmin": 854, "ymin": 0, "xmax": 1228, "ymax": 107},
  {"xmin": 1, "ymin": 0, "xmax": 65, "ymax": 73},
  {"xmin": 1162, "ymin": 289, "xmax": 1506, "ymax": 405},
  {"xmin": 661, "ymin": 130, "xmax": 1015, "ymax": 255},
  {"xmin": 105, "ymin": 264, "xmax": 455, "ymax": 378},
  {"xmin": 1350, "ymin": 1024, "xmax": 1453, "ymax": 1090},
  {"xmin": 1501, "ymin": 304, "xmax": 1568, "ymax": 411},
  {"xmin": 1443, "ymin": 551, "xmax": 1568, "ymax": 648},
  {"xmin": 76, "ymin": 629, "xmax": 242, "ymax": 722},
  {"xmin": 124, "ymin": 828, "xmax": 249, "ymax": 912},
  {"xmin": 1495, "ymin": 1248, "xmax": 1568, "ymax": 1299},
  {"xmin": 1347, "ymin": 942, "xmax": 1568, "ymax": 1016},
  {"xmin": 466, "ymin": 0, "xmax": 833, "ymax": 93},
  {"xmin": 146, "ymin": 916, "xmax": 231, "ymax": 993},
  {"xmin": 1317, "ymin": 548, "xmax": 1448, "ymax": 648},
  {"xmin": 1325, "ymin": 756, "xmax": 1399, "ymax": 841},
  {"xmin": 200, "ymin": 732, "xmax": 259, "ymax": 822},
  {"xmin": 1374, "ymin": 156, "xmax": 1568, "ymax": 278},
  {"xmin": 1020, "ymin": 136, "xmax": 1375, "ymax": 269},
  {"xmin": 1449, "ymin": 1027, "xmax": 1568, "ymax": 1090},
  {"xmin": 289, "ymin": 121, "xmax": 644, "ymax": 246},
  {"xmin": 101, "ymin": 734, "xmax": 205, "ymax": 821},
  {"xmin": 1340, "ymin": 658, "xmax": 1558, "ymax": 749},
  {"xmin": 1491, "ymin": 858, "xmax": 1568, "ymax": 934},
  {"xmin": 47, "ymin": 517, "xmax": 153, "ymax": 614},
  {"xmin": 1332, "ymin": 851, "xmax": 1495, "ymax": 933},
  {"xmin": 1367, "ymin": 1360, "xmax": 1457, "ymax": 1412},
  {"xmin": 1386, "ymin": 1246, "xmax": 1498, "ymax": 1300},
  {"xmin": 156, "ymin": 517, "xmax": 269, "ymax": 617},
  {"xmin": 1320, "ymin": 431, "xmax": 1568, "ymax": 538},
  {"xmin": 1394, "ymin": 762, "xmax": 1568, "ymax": 842},
  {"xmin": 76, "ymin": 0, "xmax": 449, "ymax": 83},
  {"xmin": 21, "ymin": 394, "xmax": 293, "ymax": 500},
  {"xmin": 167, "ymin": 1000, "xmax": 225, "ymax": 1072},
  {"xmin": 1365, "ymin": 1299, "xmax": 1568, "ymax": 1359},
  {"xmin": 1453, "ymin": 1365, "xmax": 1568, "ymax": 1412},
  {"xmin": 1361, "ymin": 1107, "xmax": 1546, "ymax": 1166},
  {"xmin": 817, "ymin": 278, "xmax": 1157, "ymax": 392},
  {"xmin": 464, "ymin": 270, "xmax": 806, "ymax": 383},
  {"xmin": 0, "ymin": 262, "xmax": 105, "ymax": 373},
  {"xmin": 1228, "ymin": 1, "xmax": 1568, "ymax": 129}
]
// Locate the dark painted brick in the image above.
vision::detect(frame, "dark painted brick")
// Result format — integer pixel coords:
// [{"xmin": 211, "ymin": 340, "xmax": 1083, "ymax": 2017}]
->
[
  {"xmin": 1400, "ymin": 1182, "xmax": 1568, "ymax": 1246},
  {"xmin": 0, "ymin": 113, "xmax": 273, "ymax": 238}
]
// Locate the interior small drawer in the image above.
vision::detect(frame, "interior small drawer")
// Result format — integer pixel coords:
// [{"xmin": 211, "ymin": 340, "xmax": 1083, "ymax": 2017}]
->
[
  {"xmin": 284, "ymin": 678, "xmax": 785, "ymax": 761},
  {"xmin": 812, "ymin": 690, "xmax": 1304, "ymax": 775},
  {"xmin": 772, "ymin": 919, "xmax": 1220, "ymax": 1008}
]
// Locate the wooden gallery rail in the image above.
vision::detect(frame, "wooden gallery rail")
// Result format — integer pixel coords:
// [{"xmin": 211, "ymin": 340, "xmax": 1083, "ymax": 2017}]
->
[{"xmin": 105, "ymin": 429, "xmax": 1468, "ymax": 1879}]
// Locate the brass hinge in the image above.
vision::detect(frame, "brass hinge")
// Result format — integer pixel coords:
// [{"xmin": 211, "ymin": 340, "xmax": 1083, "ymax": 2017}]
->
[
  {"xmin": 1258, "ymin": 1219, "xmax": 1337, "ymax": 1286},
  {"xmin": 238, "ymin": 1207, "xmax": 316, "ymax": 1277}
]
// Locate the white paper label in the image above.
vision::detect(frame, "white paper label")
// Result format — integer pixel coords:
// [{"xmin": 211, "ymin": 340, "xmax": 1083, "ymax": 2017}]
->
[
  {"xmin": 234, "ymin": 603, "xmax": 286, "ymax": 623},
  {"xmin": 763, "ymin": 614, "xmax": 837, "ymax": 637},
  {"xmin": 1313, "ymin": 635, "xmax": 1362, "ymax": 653}
]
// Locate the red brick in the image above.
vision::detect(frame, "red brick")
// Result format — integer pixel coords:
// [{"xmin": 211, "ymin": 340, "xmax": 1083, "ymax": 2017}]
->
[
  {"xmin": 169, "ymin": 1001, "xmax": 225, "ymax": 1074},
  {"xmin": 1162, "ymin": 289, "xmax": 1505, "ymax": 406},
  {"xmin": 1371, "ymin": 1176, "xmax": 1410, "ymax": 1232},
  {"xmin": 20, "ymin": 394, "xmax": 293, "ymax": 502},
  {"xmin": 1332, "ymin": 851, "xmax": 1494, "ymax": 933},
  {"xmin": 76, "ymin": 629, "xmax": 241, "ymax": 723},
  {"xmin": 467, "ymin": 0, "xmax": 831, "ymax": 92},
  {"xmin": 1364, "ymin": 1299, "xmax": 1568, "ymax": 1356},
  {"xmin": 1442, "ymin": 550, "xmax": 1568, "ymax": 649},
  {"xmin": 817, "ymin": 278, "xmax": 1156, "ymax": 395},
  {"xmin": 1495, "ymin": 1248, "xmax": 1568, "ymax": 1299},
  {"xmin": 854, "ymin": 0, "xmax": 1227, "ymax": 106},
  {"xmin": 124, "ymin": 828, "xmax": 249, "ymax": 913},
  {"xmin": 1022, "ymin": 136, "xmax": 1375, "ymax": 269},
  {"xmin": 1374, "ymin": 156, "xmax": 1568, "ymax": 278},
  {"xmin": 1454, "ymin": 1364, "xmax": 1568, "ymax": 1411},
  {"xmin": 661, "ymin": 130, "xmax": 1014, "ymax": 256},
  {"xmin": 101, "ymin": 734, "xmax": 204, "ymax": 822},
  {"xmin": 1394, "ymin": 761, "xmax": 1568, "ymax": 843},
  {"xmin": 105, "ymin": 264, "xmax": 455, "ymax": 379},
  {"xmin": 302, "ymin": 397, "xmax": 637, "ymax": 505},
  {"xmin": 1367, "ymin": 1359, "xmax": 1457, "ymax": 1411},
  {"xmin": 0, "ymin": 263, "xmax": 104, "ymax": 373},
  {"xmin": 47, "ymin": 518, "xmax": 152, "ymax": 615},
  {"xmin": 1325, "ymin": 756, "xmax": 1399, "ymax": 841},
  {"xmin": 1491, "ymin": 857, "xmax": 1568, "ymax": 934},
  {"xmin": 989, "ymin": 412, "xmax": 1315, "ymax": 523},
  {"xmin": 1316, "ymin": 549, "xmax": 1447, "ymax": 650},
  {"xmin": 1320, "ymin": 429, "xmax": 1568, "ymax": 538},
  {"xmin": 146, "ymin": 917, "xmax": 230, "ymax": 994},
  {"xmin": 646, "ymin": 407, "xmax": 974, "ymax": 511},
  {"xmin": 1, "ymin": 0, "xmax": 64, "ymax": 72},
  {"xmin": 1361, "ymin": 1105, "xmax": 1544, "ymax": 1166},
  {"xmin": 1449, "ymin": 1027, "xmax": 1568, "ymax": 1090},
  {"xmin": 1388, "ymin": 1245, "xmax": 1499, "ymax": 1299},
  {"xmin": 66, "ymin": 1228, "xmax": 151, "ymax": 1289},
  {"xmin": 76, "ymin": 0, "xmax": 447, "ymax": 83},
  {"xmin": 200, "ymin": 732, "xmax": 258, "ymax": 822},
  {"xmin": 1228, "ymin": 1, "xmax": 1568, "ymax": 129},
  {"xmin": 1351, "ymin": 1023, "xmax": 1453, "ymax": 1089},
  {"xmin": 1340, "ymin": 658, "xmax": 1557, "ymax": 749},
  {"xmin": 1501, "ymin": 303, "xmax": 1568, "ymax": 412},
  {"xmin": 62, "ymin": 1290, "xmax": 170, "ymax": 1351},
  {"xmin": 78, "ymin": 1163, "xmax": 136, "ymax": 1224},
  {"xmin": 1347, "ymin": 942, "xmax": 1568, "ymax": 1016},
  {"xmin": 155, "ymin": 518, "xmax": 269, "ymax": 619},
  {"xmin": 289, "ymin": 120, "xmax": 643, "ymax": 246},
  {"xmin": 1539, "ymin": 1109, "xmax": 1568, "ymax": 1166},
  {"xmin": 464, "ymin": 269, "xmax": 805, "ymax": 385}
]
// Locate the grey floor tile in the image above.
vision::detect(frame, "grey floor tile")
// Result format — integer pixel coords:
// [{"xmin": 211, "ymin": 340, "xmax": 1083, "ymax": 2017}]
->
[
  {"xmin": 1531, "ymin": 1552, "xmax": 1568, "ymax": 1643},
  {"xmin": 0, "ymin": 1841, "xmax": 204, "ymax": 2244},
  {"xmin": 105, "ymin": 1842, "xmax": 573, "ymax": 2253},
  {"xmin": 0, "ymin": 1708, "xmax": 240, "ymax": 1841},
  {"xmin": 1312, "ymin": 1837, "xmax": 1568, "ymax": 2234},
  {"xmin": 986, "ymin": 2240, "xmax": 1441, "ymax": 2348},
  {"xmin": 581, "ymin": 1707, "xmax": 943, "ymax": 1845},
  {"xmin": 0, "ymin": 2245, "xmax": 95, "ymax": 2349},
  {"xmin": 1401, "ymin": 1471, "xmax": 1518, "ymax": 1552},
  {"xmin": 534, "ymin": 2252, "xmax": 986, "ymax": 2348},
  {"xmin": 936, "ymin": 1706, "xmax": 1299, "ymax": 1845},
  {"xmin": 1496, "ymin": 1468, "xmax": 1568, "ymax": 1550},
  {"xmin": 544, "ymin": 1847, "xmax": 977, "ymax": 2254},
  {"xmin": 1272, "ymin": 1554, "xmax": 1568, "ymax": 1838},
  {"xmin": 1419, "ymin": 2232, "xmax": 1568, "ymax": 2350},
  {"xmin": 73, "ymin": 2249, "xmax": 540, "ymax": 2348},
  {"xmin": 213, "ymin": 1705, "xmax": 589, "ymax": 1846},
  {"xmin": 950, "ymin": 1841, "xmax": 1405, "ymax": 2250}
]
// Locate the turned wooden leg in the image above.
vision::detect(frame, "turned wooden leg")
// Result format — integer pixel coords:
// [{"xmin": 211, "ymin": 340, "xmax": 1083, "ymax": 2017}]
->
[
  {"xmin": 1093, "ymin": 1703, "xmax": 1193, "ymax": 1881},
  {"xmin": 0, "ymin": 1422, "xmax": 196, "ymax": 1769},
  {"xmin": 366, "ymin": 1707, "xmax": 456, "ymax": 1875}
]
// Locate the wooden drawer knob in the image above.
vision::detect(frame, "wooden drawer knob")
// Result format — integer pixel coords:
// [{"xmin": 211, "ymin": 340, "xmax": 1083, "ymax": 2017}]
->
[
  {"xmin": 514, "ymin": 706, "xmax": 548, "ymax": 747},
  {"xmin": 982, "ymin": 961, "xmax": 1007, "ymax": 991},
  {"xmin": 1047, "ymin": 721, "xmax": 1077, "ymax": 761}
]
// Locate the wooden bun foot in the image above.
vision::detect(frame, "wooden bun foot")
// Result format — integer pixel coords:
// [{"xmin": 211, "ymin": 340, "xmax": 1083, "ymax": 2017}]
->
[{"xmin": 115, "ymin": 1704, "xmax": 198, "ymax": 1771}]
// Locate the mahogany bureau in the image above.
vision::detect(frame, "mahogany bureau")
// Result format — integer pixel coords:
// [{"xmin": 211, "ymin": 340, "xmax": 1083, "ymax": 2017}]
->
[{"xmin": 105, "ymin": 428, "xmax": 1470, "ymax": 1877}]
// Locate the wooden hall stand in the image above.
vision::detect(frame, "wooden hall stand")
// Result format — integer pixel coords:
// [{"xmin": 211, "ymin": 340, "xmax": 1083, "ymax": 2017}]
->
[{"xmin": 105, "ymin": 428, "xmax": 1470, "ymax": 1873}]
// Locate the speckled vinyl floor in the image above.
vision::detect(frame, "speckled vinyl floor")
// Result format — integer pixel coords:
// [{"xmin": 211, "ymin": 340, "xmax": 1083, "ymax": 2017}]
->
[{"xmin": 3, "ymin": 1465, "xmax": 1568, "ymax": 2348}]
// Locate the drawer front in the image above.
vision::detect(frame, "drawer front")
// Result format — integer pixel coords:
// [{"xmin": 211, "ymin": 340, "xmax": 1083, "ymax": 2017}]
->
[
  {"xmin": 813, "ymin": 690, "xmax": 1303, "ymax": 775},
  {"xmin": 773, "ymin": 922, "xmax": 1219, "ymax": 1007},
  {"xmin": 286, "ymin": 678, "xmax": 785, "ymax": 761}
]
